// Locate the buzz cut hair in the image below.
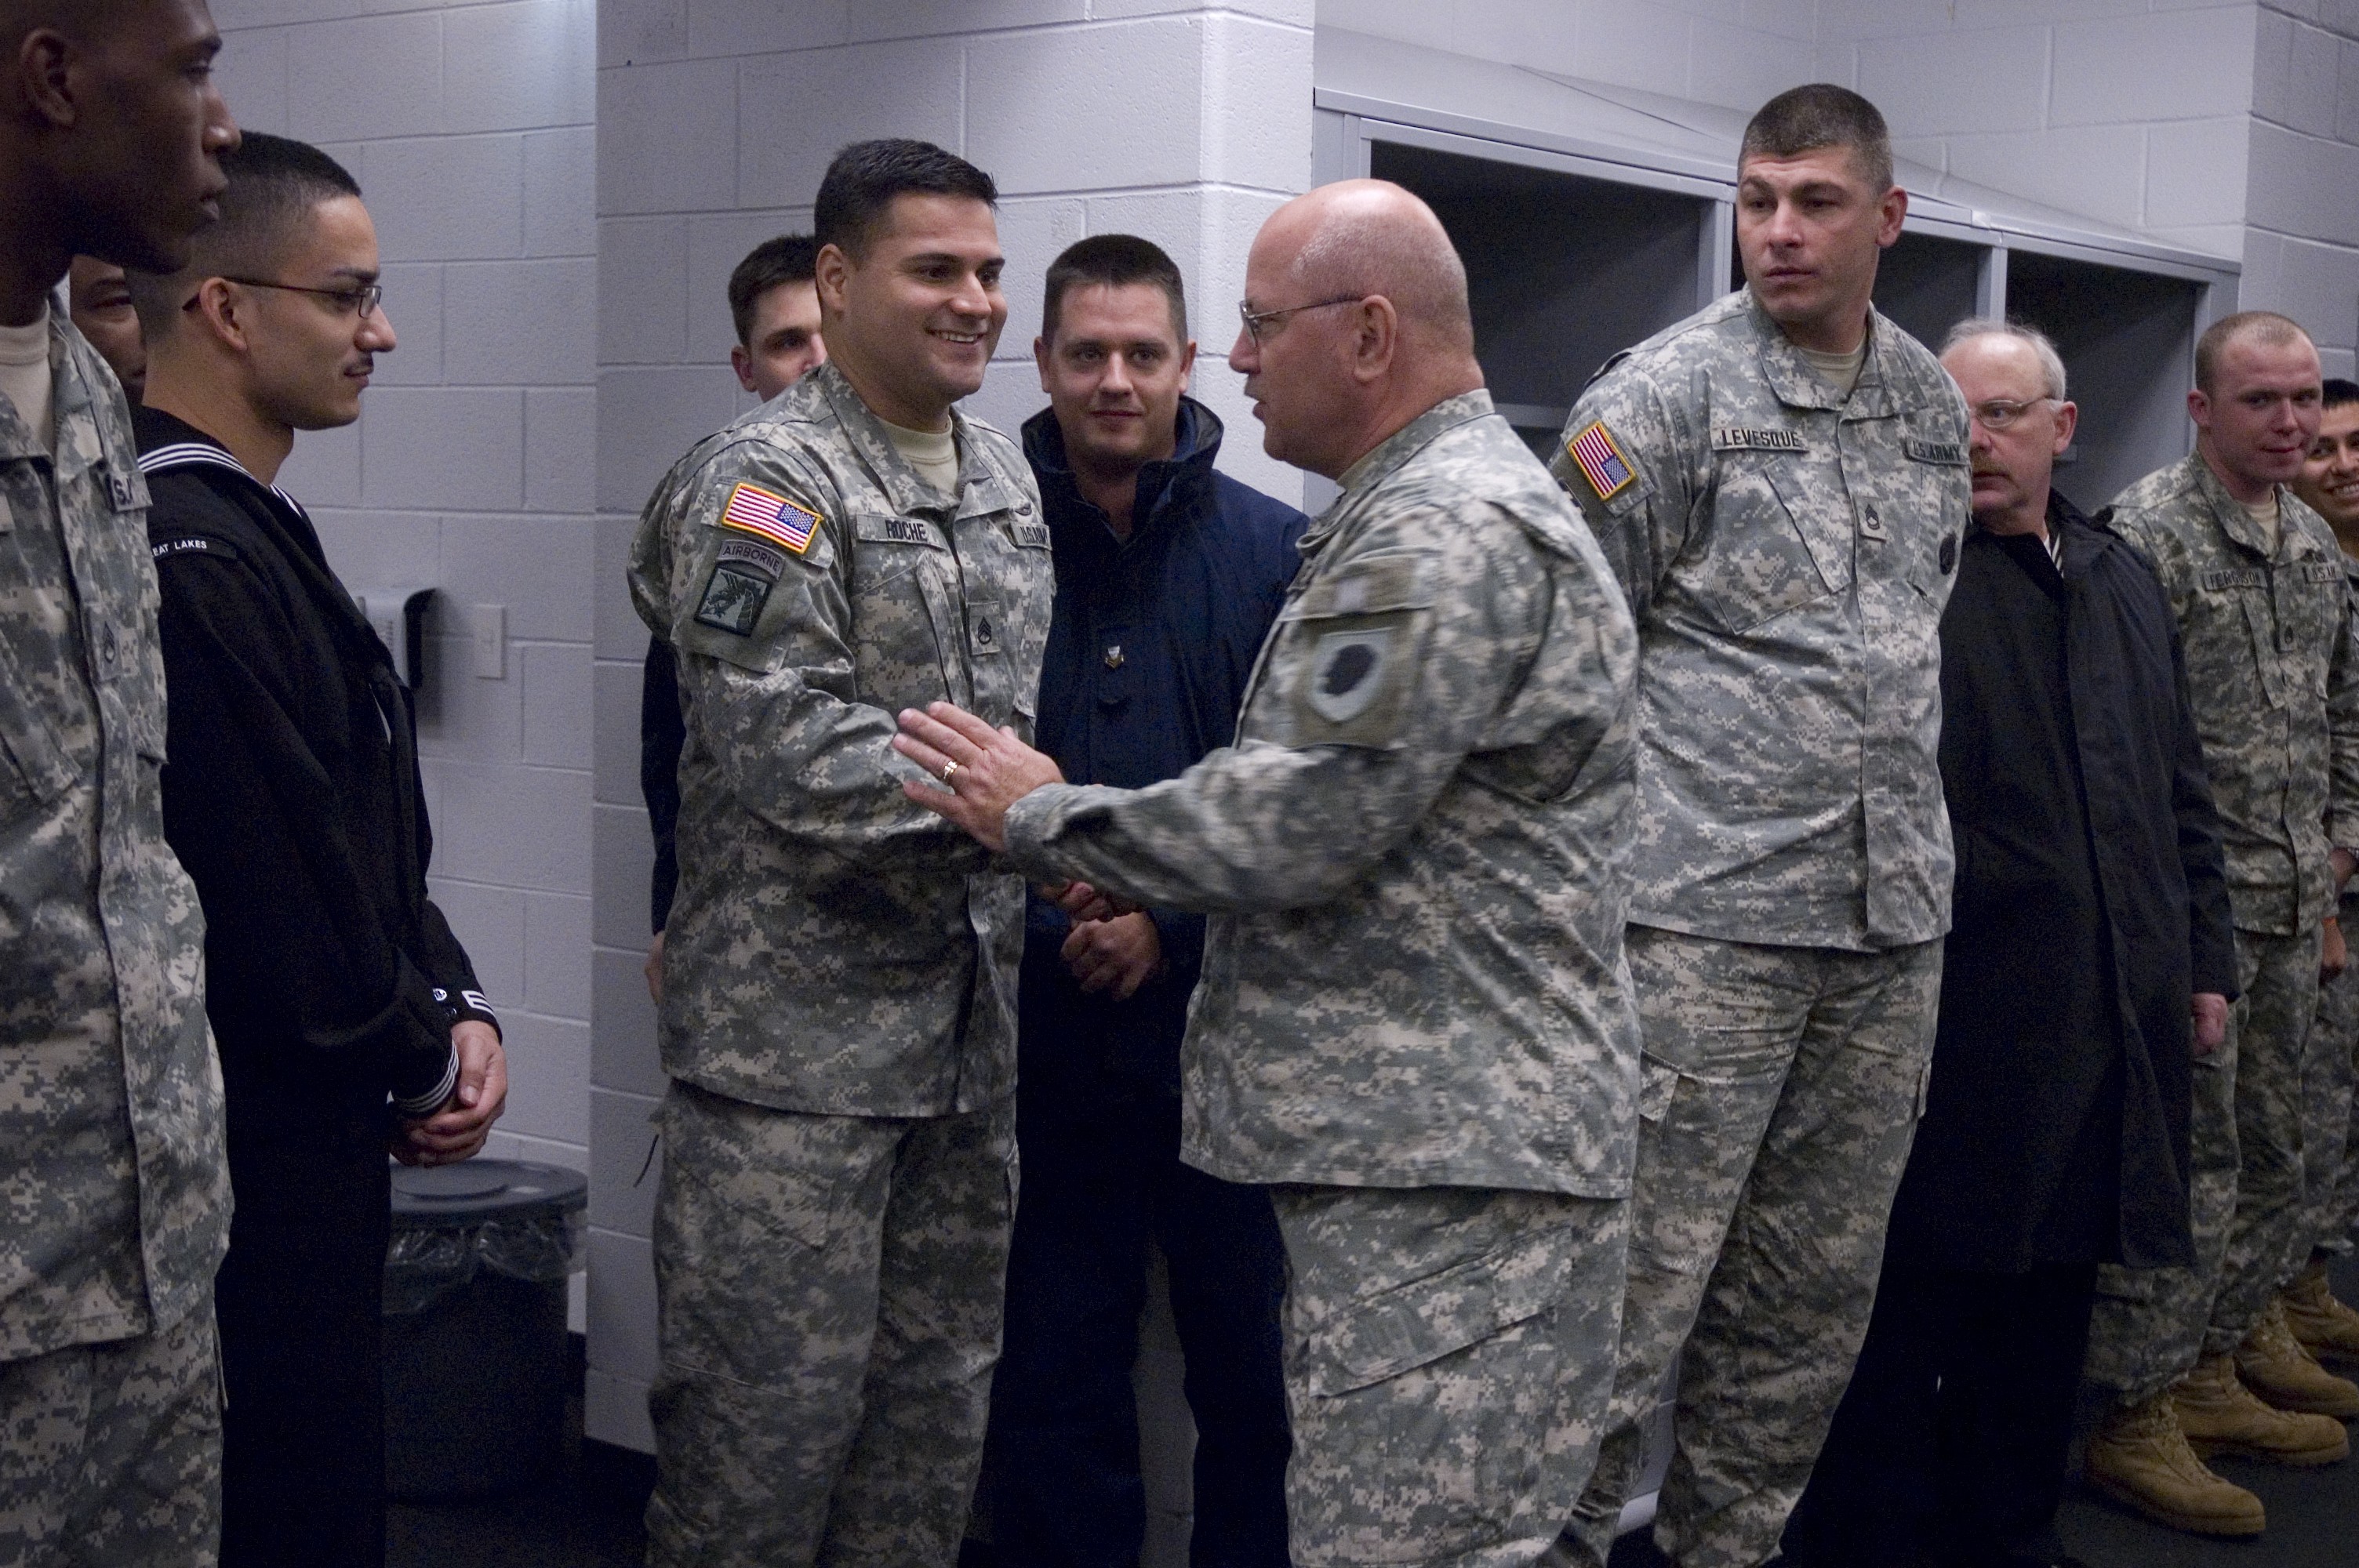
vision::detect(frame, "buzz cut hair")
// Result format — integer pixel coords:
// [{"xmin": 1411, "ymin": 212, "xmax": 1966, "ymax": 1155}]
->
[
  {"xmin": 126, "ymin": 132, "xmax": 361, "ymax": 335},
  {"xmin": 2194, "ymin": 310, "xmax": 2313, "ymax": 395},
  {"xmin": 1942, "ymin": 318, "xmax": 2069, "ymax": 402},
  {"xmin": 1041, "ymin": 234, "xmax": 1187, "ymax": 345},
  {"xmin": 813, "ymin": 139, "xmax": 996, "ymax": 260},
  {"xmin": 1740, "ymin": 84, "xmax": 1896, "ymax": 194},
  {"xmin": 727, "ymin": 234, "xmax": 819, "ymax": 349},
  {"xmin": 2324, "ymin": 377, "xmax": 2359, "ymax": 411}
]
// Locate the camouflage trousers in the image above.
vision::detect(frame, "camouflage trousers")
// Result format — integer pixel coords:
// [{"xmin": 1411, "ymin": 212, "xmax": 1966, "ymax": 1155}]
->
[
  {"xmin": 1270, "ymin": 1184, "xmax": 1627, "ymax": 1567},
  {"xmin": 2303, "ymin": 951, "xmax": 2359, "ymax": 1257},
  {"xmin": 645, "ymin": 1081, "xmax": 1016, "ymax": 1568},
  {"xmin": 2086, "ymin": 926, "xmax": 2319, "ymax": 1402},
  {"xmin": 0, "ymin": 1302, "xmax": 222, "ymax": 1568},
  {"xmin": 1554, "ymin": 928, "xmax": 1943, "ymax": 1568}
]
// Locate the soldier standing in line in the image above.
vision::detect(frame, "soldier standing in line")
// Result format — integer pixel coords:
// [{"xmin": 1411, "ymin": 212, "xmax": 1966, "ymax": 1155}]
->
[
  {"xmin": 2080, "ymin": 313, "xmax": 2359, "ymax": 1535},
  {"xmin": 1545, "ymin": 84, "xmax": 1972, "ymax": 1568},
  {"xmin": 2285, "ymin": 375, "xmax": 2359, "ymax": 1366},
  {"xmin": 896, "ymin": 177, "xmax": 1643, "ymax": 1568},
  {"xmin": 0, "ymin": 4, "xmax": 242, "ymax": 1564},
  {"xmin": 625, "ymin": 139, "xmax": 1051, "ymax": 1568}
]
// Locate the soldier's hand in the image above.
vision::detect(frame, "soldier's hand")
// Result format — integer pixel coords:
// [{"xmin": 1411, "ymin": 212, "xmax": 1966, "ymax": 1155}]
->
[
  {"xmin": 1039, "ymin": 880, "xmax": 1140, "ymax": 923},
  {"xmin": 393, "ymin": 1022, "xmax": 509, "ymax": 1166},
  {"xmin": 644, "ymin": 929, "xmax": 665, "ymax": 1005},
  {"xmin": 1062, "ymin": 911, "xmax": 1164, "ymax": 1000},
  {"xmin": 2191, "ymin": 992, "xmax": 2228, "ymax": 1057},
  {"xmin": 2324, "ymin": 916, "xmax": 2347, "ymax": 983},
  {"xmin": 893, "ymin": 702, "xmax": 1063, "ymax": 854}
]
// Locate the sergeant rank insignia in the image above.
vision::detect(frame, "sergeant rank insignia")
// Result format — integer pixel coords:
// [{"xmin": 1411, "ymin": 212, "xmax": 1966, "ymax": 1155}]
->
[
  {"xmin": 1566, "ymin": 420, "xmax": 1636, "ymax": 502},
  {"xmin": 718, "ymin": 481, "xmax": 821, "ymax": 554}
]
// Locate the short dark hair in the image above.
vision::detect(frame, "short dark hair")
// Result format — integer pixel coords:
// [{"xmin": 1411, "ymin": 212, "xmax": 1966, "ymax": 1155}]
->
[
  {"xmin": 1740, "ymin": 84, "xmax": 1895, "ymax": 194},
  {"xmin": 813, "ymin": 139, "xmax": 996, "ymax": 260},
  {"xmin": 2194, "ymin": 310, "xmax": 2311, "ymax": 395},
  {"xmin": 727, "ymin": 234, "xmax": 818, "ymax": 347},
  {"xmin": 1041, "ymin": 234, "xmax": 1187, "ymax": 344},
  {"xmin": 127, "ymin": 132, "xmax": 362, "ymax": 333},
  {"xmin": 2323, "ymin": 377, "xmax": 2359, "ymax": 410}
]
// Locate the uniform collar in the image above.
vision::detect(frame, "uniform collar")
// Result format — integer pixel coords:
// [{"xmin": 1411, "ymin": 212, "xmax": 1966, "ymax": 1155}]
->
[
  {"xmin": 1744, "ymin": 287, "xmax": 1905, "ymax": 420},
  {"xmin": 812, "ymin": 359, "xmax": 1017, "ymax": 521},
  {"xmin": 0, "ymin": 314, "xmax": 129, "ymax": 488},
  {"xmin": 2186, "ymin": 449, "xmax": 2324, "ymax": 564},
  {"xmin": 133, "ymin": 405, "xmax": 310, "ymax": 515}
]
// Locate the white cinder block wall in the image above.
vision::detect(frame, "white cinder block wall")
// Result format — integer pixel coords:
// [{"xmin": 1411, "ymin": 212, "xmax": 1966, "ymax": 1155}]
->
[
  {"xmin": 2242, "ymin": 0, "xmax": 2359, "ymax": 383},
  {"xmin": 208, "ymin": 0, "xmax": 601, "ymax": 1261},
  {"xmin": 588, "ymin": 0, "xmax": 1315, "ymax": 1459}
]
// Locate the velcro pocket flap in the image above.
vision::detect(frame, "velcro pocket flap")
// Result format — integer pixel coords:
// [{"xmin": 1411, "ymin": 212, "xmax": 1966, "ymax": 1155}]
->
[
  {"xmin": 1304, "ymin": 1222, "xmax": 1574, "ymax": 1397},
  {"xmin": 1284, "ymin": 554, "xmax": 1432, "ymax": 621}
]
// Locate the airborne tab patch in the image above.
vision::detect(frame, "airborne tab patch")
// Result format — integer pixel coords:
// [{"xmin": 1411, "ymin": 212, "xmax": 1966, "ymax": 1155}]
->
[
  {"xmin": 1566, "ymin": 420, "xmax": 1636, "ymax": 503},
  {"xmin": 1712, "ymin": 426, "xmax": 1806, "ymax": 453},
  {"xmin": 718, "ymin": 481, "xmax": 821, "ymax": 554}
]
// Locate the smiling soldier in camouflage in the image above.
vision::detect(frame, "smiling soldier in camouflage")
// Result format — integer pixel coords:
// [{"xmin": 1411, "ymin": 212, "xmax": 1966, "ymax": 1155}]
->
[
  {"xmin": 1546, "ymin": 85, "xmax": 1972, "ymax": 1568},
  {"xmin": 896, "ymin": 179, "xmax": 1642, "ymax": 1568}
]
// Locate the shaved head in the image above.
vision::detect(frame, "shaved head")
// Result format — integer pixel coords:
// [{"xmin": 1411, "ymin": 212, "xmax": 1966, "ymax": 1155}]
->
[
  {"xmin": 1282, "ymin": 180, "xmax": 1474, "ymax": 357},
  {"xmin": 2196, "ymin": 310, "xmax": 2310, "ymax": 396}
]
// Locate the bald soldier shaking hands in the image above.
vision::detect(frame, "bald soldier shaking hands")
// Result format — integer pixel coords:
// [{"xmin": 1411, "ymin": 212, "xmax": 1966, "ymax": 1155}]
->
[{"xmin": 896, "ymin": 179, "xmax": 1641, "ymax": 1568}]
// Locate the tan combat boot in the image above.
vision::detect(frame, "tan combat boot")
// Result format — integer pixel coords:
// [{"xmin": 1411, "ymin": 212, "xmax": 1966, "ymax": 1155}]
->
[
  {"xmin": 2283, "ymin": 1258, "xmax": 2359, "ymax": 1363},
  {"xmin": 2174, "ymin": 1350, "xmax": 2350, "ymax": 1464},
  {"xmin": 2082, "ymin": 1391, "xmax": 2265, "ymax": 1537},
  {"xmin": 2234, "ymin": 1296, "xmax": 2359, "ymax": 1417}
]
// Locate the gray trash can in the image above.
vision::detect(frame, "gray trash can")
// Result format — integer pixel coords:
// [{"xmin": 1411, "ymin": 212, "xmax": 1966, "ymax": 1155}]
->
[{"xmin": 383, "ymin": 1160, "xmax": 588, "ymax": 1500}]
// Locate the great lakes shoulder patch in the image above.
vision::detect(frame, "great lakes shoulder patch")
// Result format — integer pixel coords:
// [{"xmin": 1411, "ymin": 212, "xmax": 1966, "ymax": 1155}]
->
[{"xmin": 1565, "ymin": 420, "xmax": 1636, "ymax": 503}]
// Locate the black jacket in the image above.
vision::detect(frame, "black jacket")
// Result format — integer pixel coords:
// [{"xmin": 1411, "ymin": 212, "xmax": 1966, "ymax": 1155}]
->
[
  {"xmin": 1020, "ymin": 397, "xmax": 1306, "ymax": 1101},
  {"xmin": 138, "ymin": 408, "xmax": 494, "ymax": 1204},
  {"xmin": 1885, "ymin": 492, "xmax": 2235, "ymax": 1272}
]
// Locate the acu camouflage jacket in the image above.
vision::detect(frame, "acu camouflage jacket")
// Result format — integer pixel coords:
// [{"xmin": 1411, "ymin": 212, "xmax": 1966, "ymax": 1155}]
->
[
  {"xmin": 0, "ymin": 318, "xmax": 227, "ymax": 1361},
  {"xmin": 628, "ymin": 361, "xmax": 1052, "ymax": 1116},
  {"xmin": 1005, "ymin": 391, "xmax": 1643, "ymax": 1196}
]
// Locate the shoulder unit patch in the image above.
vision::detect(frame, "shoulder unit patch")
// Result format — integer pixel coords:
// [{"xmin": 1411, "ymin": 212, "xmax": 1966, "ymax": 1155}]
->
[
  {"xmin": 1565, "ymin": 420, "xmax": 1636, "ymax": 503},
  {"xmin": 718, "ymin": 481, "xmax": 822, "ymax": 554}
]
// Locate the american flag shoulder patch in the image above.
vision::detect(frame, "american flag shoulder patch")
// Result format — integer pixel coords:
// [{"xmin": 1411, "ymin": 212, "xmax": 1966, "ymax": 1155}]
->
[
  {"xmin": 1566, "ymin": 420, "xmax": 1637, "ymax": 503},
  {"xmin": 718, "ymin": 481, "xmax": 823, "ymax": 554}
]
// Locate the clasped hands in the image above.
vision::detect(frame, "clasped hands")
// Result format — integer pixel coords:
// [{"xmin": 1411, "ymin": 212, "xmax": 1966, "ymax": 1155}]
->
[{"xmin": 895, "ymin": 701, "xmax": 1157, "ymax": 998}]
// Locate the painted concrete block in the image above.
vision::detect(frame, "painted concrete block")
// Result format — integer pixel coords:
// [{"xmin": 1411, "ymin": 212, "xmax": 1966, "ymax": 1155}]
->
[
  {"xmin": 308, "ymin": 507, "xmax": 438, "ymax": 593},
  {"xmin": 445, "ymin": 0, "xmax": 597, "ymax": 134},
  {"xmin": 596, "ymin": 510, "xmax": 657, "ymax": 660},
  {"xmin": 594, "ymin": 801, "xmax": 660, "ymax": 948},
  {"xmin": 369, "ymin": 263, "xmax": 443, "ymax": 387},
  {"xmin": 213, "ymin": 24, "xmax": 289, "ymax": 136},
  {"xmin": 850, "ymin": 0, "xmax": 1087, "ymax": 43},
  {"xmin": 598, "ymin": 56, "xmax": 739, "ymax": 216},
  {"xmin": 278, "ymin": 417, "xmax": 364, "ymax": 507},
  {"xmin": 361, "ymin": 387, "xmax": 525, "ymax": 510},
  {"xmin": 1314, "ymin": 0, "xmax": 1454, "ymax": 54},
  {"xmin": 2248, "ymin": 120, "xmax": 2359, "ymax": 247},
  {"xmin": 1572, "ymin": 0, "xmax": 1697, "ymax": 100},
  {"xmin": 1858, "ymin": 24, "xmax": 2046, "ymax": 139},
  {"xmin": 2256, "ymin": 5, "xmax": 2299, "ymax": 127},
  {"xmin": 526, "ymin": 888, "xmax": 596, "ymax": 1018},
  {"xmin": 415, "ymin": 632, "xmax": 524, "ymax": 760},
  {"xmin": 525, "ymin": 127, "xmax": 598, "ymax": 257},
  {"xmin": 1110, "ymin": 0, "xmax": 1310, "ymax": 18},
  {"xmin": 445, "ymin": 258, "xmax": 599, "ymax": 385},
  {"xmin": 1201, "ymin": 13, "xmax": 1315, "ymax": 194},
  {"xmin": 687, "ymin": 0, "xmax": 852, "ymax": 58},
  {"xmin": 440, "ymin": 514, "xmax": 596, "ymax": 640},
  {"xmin": 2054, "ymin": 6, "xmax": 2262, "ymax": 128},
  {"xmin": 738, "ymin": 39, "xmax": 961, "ymax": 211},
  {"xmin": 600, "ymin": 219, "xmax": 691, "ymax": 366},
  {"xmin": 2145, "ymin": 118, "xmax": 2255, "ymax": 230},
  {"xmin": 685, "ymin": 208, "xmax": 813, "ymax": 364},
  {"xmin": 2271, "ymin": 234, "xmax": 2359, "ymax": 348},
  {"xmin": 424, "ymin": 876, "xmax": 528, "ymax": 1006},
  {"xmin": 2327, "ymin": 0, "xmax": 2359, "ymax": 42},
  {"xmin": 1688, "ymin": 20, "xmax": 1819, "ymax": 114},
  {"xmin": 522, "ymin": 641, "xmax": 594, "ymax": 768},
  {"xmin": 968, "ymin": 19, "xmax": 1206, "ymax": 193},
  {"xmin": 431, "ymin": 761, "xmax": 594, "ymax": 894},
  {"xmin": 500, "ymin": 1010, "xmax": 593, "ymax": 1145},
  {"xmin": 2337, "ymin": 36, "xmax": 2359, "ymax": 143},
  {"xmin": 1945, "ymin": 124, "xmax": 2147, "ymax": 232},
  {"xmin": 592, "ymin": 946, "xmax": 668, "ymax": 1098},
  {"xmin": 1738, "ymin": 0, "xmax": 1819, "ymax": 41},
  {"xmin": 596, "ymin": 365, "xmax": 740, "ymax": 514},
  {"xmin": 2284, "ymin": 20, "xmax": 2348, "ymax": 137},
  {"xmin": 593, "ymin": 657, "xmax": 648, "ymax": 808},
  {"xmin": 2140, "ymin": 221, "xmax": 2247, "ymax": 261},
  {"xmin": 600, "ymin": 0, "xmax": 686, "ymax": 68},
  {"xmin": 587, "ymin": 1228, "xmax": 660, "ymax": 1385},
  {"xmin": 590, "ymin": 1087, "xmax": 663, "ymax": 1240},
  {"xmin": 216, "ymin": 0, "xmax": 421, "ymax": 27},
  {"xmin": 368, "ymin": 133, "xmax": 528, "ymax": 262},
  {"xmin": 1812, "ymin": 0, "xmax": 1974, "ymax": 42},
  {"xmin": 960, "ymin": 370, "xmax": 1048, "ymax": 448},
  {"xmin": 995, "ymin": 198, "xmax": 1089, "ymax": 352},
  {"xmin": 288, "ymin": 12, "xmax": 443, "ymax": 143},
  {"xmin": 585, "ymin": 1368, "xmax": 655, "ymax": 1453},
  {"xmin": 527, "ymin": 387, "xmax": 599, "ymax": 513}
]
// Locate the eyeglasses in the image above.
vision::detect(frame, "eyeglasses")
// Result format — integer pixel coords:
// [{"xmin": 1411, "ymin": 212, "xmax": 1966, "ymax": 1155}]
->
[
  {"xmin": 1967, "ymin": 395, "xmax": 2053, "ymax": 432},
  {"xmin": 184, "ymin": 277, "xmax": 386, "ymax": 318},
  {"xmin": 1237, "ymin": 294, "xmax": 1363, "ymax": 346}
]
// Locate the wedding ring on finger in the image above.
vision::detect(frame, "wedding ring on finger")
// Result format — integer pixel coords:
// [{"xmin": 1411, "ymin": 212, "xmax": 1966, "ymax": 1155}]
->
[{"xmin": 942, "ymin": 760, "xmax": 961, "ymax": 784}]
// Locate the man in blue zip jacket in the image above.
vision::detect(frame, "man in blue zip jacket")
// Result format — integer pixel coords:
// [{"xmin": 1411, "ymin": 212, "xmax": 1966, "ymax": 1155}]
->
[{"xmin": 983, "ymin": 234, "xmax": 1305, "ymax": 1567}]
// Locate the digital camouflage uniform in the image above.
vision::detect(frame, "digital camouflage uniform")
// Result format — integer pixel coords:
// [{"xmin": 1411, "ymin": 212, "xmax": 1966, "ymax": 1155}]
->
[
  {"xmin": 626, "ymin": 360, "xmax": 1050, "ymax": 1568},
  {"xmin": 1547, "ymin": 289, "xmax": 1968, "ymax": 1568},
  {"xmin": 0, "ymin": 318, "xmax": 230, "ymax": 1566},
  {"xmin": 1005, "ymin": 390, "xmax": 1643, "ymax": 1567},
  {"xmin": 2085, "ymin": 456, "xmax": 2359, "ymax": 1401},
  {"xmin": 2302, "ymin": 550, "xmax": 2359, "ymax": 1261}
]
